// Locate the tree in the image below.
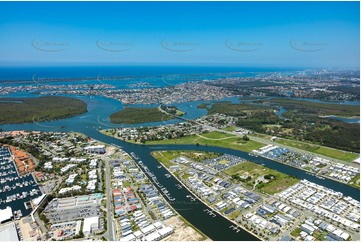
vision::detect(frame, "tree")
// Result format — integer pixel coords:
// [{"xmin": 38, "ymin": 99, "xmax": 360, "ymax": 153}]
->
[{"xmin": 242, "ymin": 135, "xmax": 250, "ymax": 141}]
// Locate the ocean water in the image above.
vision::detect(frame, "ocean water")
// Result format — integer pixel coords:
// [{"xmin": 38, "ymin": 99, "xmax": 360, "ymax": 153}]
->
[
  {"xmin": 0, "ymin": 65, "xmax": 358, "ymax": 127},
  {"xmin": 0, "ymin": 65, "xmax": 300, "ymax": 81}
]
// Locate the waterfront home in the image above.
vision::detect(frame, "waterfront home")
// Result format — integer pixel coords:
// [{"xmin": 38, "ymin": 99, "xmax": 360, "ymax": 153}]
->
[{"xmin": 84, "ymin": 145, "xmax": 106, "ymax": 154}]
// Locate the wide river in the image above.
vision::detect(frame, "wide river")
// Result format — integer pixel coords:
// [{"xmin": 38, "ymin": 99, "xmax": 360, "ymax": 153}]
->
[{"xmin": 1, "ymin": 94, "xmax": 360, "ymax": 241}]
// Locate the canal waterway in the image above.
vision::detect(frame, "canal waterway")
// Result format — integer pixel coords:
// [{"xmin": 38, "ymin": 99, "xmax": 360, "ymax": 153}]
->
[{"xmin": 0, "ymin": 93, "xmax": 359, "ymax": 240}]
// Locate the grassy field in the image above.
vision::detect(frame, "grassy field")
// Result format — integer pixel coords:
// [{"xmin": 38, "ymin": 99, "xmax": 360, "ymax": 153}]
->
[
  {"xmin": 290, "ymin": 228, "xmax": 302, "ymax": 237},
  {"xmin": 146, "ymin": 131, "xmax": 265, "ymax": 152},
  {"xmin": 269, "ymin": 98, "xmax": 360, "ymax": 117},
  {"xmin": 249, "ymin": 132, "xmax": 359, "ymax": 162},
  {"xmin": 0, "ymin": 96, "xmax": 87, "ymax": 124},
  {"xmin": 151, "ymin": 150, "xmax": 220, "ymax": 168},
  {"xmin": 276, "ymin": 138, "xmax": 359, "ymax": 162},
  {"xmin": 222, "ymin": 126, "xmax": 238, "ymax": 132},
  {"xmin": 224, "ymin": 161, "xmax": 299, "ymax": 195}
]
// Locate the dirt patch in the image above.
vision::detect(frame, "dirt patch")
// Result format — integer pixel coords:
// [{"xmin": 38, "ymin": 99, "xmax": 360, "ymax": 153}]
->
[
  {"xmin": 18, "ymin": 216, "xmax": 41, "ymax": 241},
  {"xmin": 162, "ymin": 216, "xmax": 210, "ymax": 241}
]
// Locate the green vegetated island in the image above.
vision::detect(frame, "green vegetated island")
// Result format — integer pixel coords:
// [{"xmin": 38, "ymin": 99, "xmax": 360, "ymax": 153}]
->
[
  {"xmin": 110, "ymin": 105, "xmax": 185, "ymax": 124},
  {"xmin": 0, "ymin": 96, "xmax": 87, "ymax": 124},
  {"xmin": 105, "ymin": 99, "xmax": 358, "ymax": 162}
]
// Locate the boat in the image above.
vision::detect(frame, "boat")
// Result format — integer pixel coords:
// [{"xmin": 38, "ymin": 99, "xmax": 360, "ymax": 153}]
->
[
  {"xmin": 130, "ymin": 152, "xmax": 139, "ymax": 160},
  {"xmin": 186, "ymin": 195, "xmax": 196, "ymax": 201}
]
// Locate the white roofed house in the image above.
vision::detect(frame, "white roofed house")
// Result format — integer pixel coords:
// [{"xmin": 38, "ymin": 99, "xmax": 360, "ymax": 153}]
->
[{"xmin": 84, "ymin": 145, "xmax": 106, "ymax": 154}]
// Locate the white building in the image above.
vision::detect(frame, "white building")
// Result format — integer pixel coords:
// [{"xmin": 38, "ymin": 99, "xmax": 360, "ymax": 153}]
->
[
  {"xmin": 0, "ymin": 207, "xmax": 13, "ymax": 224},
  {"xmin": 84, "ymin": 145, "xmax": 106, "ymax": 154},
  {"xmin": 0, "ymin": 222, "xmax": 19, "ymax": 241},
  {"xmin": 83, "ymin": 216, "xmax": 100, "ymax": 235}
]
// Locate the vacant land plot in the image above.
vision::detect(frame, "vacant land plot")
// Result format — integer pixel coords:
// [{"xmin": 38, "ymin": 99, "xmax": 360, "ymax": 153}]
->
[
  {"xmin": 151, "ymin": 150, "xmax": 220, "ymax": 168},
  {"xmin": 224, "ymin": 161, "xmax": 299, "ymax": 194},
  {"xmin": 163, "ymin": 216, "xmax": 209, "ymax": 241},
  {"xmin": 146, "ymin": 131, "xmax": 265, "ymax": 153},
  {"xmin": 276, "ymin": 138, "xmax": 359, "ymax": 162}
]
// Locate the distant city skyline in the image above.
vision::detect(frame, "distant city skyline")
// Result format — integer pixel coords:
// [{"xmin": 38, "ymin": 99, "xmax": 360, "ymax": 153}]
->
[{"xmin": 0, "ymin": 1, "xmax": 359, "ymax": 68}]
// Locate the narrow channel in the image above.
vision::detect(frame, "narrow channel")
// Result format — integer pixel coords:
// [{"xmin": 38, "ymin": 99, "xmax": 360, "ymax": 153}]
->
[{"xmin": 86, "ymin": 130, "xmax": 360, "ymax": 241}]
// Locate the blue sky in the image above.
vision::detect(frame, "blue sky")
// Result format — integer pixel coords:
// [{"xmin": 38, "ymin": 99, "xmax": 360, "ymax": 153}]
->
[{"xmin": 0, "ymin": 1, "xmax": 359, "ymax": 68}]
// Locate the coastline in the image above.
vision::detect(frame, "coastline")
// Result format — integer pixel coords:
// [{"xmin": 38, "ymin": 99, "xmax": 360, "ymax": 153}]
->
[{"xmin": 152, "ymin": 152, "xmax": 263, "ymax": 241}]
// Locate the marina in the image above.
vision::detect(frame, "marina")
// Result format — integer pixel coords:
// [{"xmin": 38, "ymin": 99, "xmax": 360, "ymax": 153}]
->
[
  {"xmin": 0, "ymin": 146, "xmax": 42, "ymax": 217},
  {"xmin": 0, "ymin": 93, "xmax": 358, "ymax": 241}
]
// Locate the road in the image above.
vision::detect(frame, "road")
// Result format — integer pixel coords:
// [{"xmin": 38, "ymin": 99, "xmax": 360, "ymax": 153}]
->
[
  {"xmin": 161, "ymin": 104, "xmax": 357, "ymax": 168},
  {"xmin": 33, "ymin": 209, "xmax": 47, "ymax": 239},
  {"xmin": 104, "ymin": 158, "xmax": 116, "ymax": 241},
  {"xmin": 247, "ymin": 134, "xmax": 359, "ymax": 167}
]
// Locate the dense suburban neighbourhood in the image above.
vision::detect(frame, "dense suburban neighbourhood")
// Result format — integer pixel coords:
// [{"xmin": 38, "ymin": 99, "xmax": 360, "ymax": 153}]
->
[{"xmin": 0, "ymin": 1, "xmax": 359, "ymax": 241}]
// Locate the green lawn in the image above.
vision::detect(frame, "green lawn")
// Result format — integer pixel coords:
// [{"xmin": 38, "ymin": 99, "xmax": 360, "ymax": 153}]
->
[
  {"xmin": 224, "ymin": 162, "xmax": 299, "ymax": 195},
  {"xmin": 151, "ymin": 151, "xmax": 178, "ymax": 168},
  {"xmin": 222, "ymin": 126, "xmax": 238, "ymax": 132},
  {"xmin": 227, "ymin": 209, "xmax": 241, "ymax": 220},
  {"xmin": 276, "ymin": 138, "xmax": 359, "ymax": 162},
  {"xmin": 146, "ymin": 131, "xmax": 265, "ymax": 152},
  {"xmin": 290, "ymin": 228, "xmax": 302, "ymax": 238}
]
